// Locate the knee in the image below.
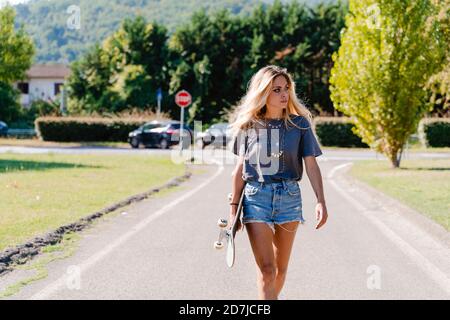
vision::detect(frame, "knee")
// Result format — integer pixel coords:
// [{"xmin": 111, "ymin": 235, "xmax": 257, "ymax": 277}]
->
[{"xmin": 259, "ymin": 264, "xmax": 276, "ymax": 283}]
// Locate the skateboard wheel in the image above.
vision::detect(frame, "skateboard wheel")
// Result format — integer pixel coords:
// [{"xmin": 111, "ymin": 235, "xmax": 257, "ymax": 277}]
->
[
  {"xmin": 227, "ymin": 193, "xmax": 232, "ymax": 201},
  {"xmin": 217, "ymin": 218, "xmax": 228, "ymax": 228},
  {"xmin": 214, "ymin": 241, "xmax": 224, "ymax": 249}
]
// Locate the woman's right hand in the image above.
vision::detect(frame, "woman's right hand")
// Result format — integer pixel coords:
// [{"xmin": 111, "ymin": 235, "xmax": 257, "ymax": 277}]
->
[{"xmin": 228, "ymin": 205, "xmax": 242, "ymax": 231}]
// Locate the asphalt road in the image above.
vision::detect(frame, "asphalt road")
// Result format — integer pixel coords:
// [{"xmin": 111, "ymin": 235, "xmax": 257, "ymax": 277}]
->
[
  {"xmin": 0, "ymin": 148, "xmax": 449, "ymax": 300},
  {"xmin": 1, "ymin": 144, "xmax": 450, "ymax": 160}
]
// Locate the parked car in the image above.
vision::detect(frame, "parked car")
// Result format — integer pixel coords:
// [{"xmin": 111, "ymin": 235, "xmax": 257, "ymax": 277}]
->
[
  {"xmin": 0, "ymin": 121, "xmax": 8, "ymax": 137},
  {"xmin": 196, "ymin": 122, "xmax": 232, "ymax": 149},
  {"xmin": 128, "ymin": 120, "xmax": 193, "ymax": 149}
]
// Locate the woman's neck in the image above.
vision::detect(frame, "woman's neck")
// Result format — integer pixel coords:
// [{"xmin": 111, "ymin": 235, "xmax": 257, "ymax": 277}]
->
[
  {"xmin": 264, "ymin": 109, "xmax": 284, "ymax": 120},
  {"xmin": 264, "ymin": 113, "xmax": 283, "ymax": 120}
]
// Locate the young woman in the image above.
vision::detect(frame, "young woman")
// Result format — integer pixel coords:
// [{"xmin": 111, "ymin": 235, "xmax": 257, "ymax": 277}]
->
[{"xmin": 228, "ymin": 65, "xmax": 328, "ymax": 300}]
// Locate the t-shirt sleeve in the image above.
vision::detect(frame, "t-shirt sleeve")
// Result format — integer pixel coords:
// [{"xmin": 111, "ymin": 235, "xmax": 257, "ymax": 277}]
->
[
  {"xmin": 299, "ymin": 119, "xmax": 323, "ymax": 158},
  {"xmin": 231, "ymin": 129, "xmax": 247, "ymax": 156}
]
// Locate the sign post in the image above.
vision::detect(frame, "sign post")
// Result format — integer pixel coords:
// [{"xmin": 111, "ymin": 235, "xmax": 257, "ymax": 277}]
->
[
  {"xmin": 175, "ymin": 90, "xmax": 192, "ymax": 153},
  {"xmin": 156, "ymin": 88, "xmax": 162, "ymax": 117}
]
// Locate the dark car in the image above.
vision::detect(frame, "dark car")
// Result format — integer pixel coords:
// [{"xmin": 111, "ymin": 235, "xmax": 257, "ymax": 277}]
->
[
  {"xmin": 196, "ymin": 122, "xmax": 232, "ymax": 149},
  {"xmin": 128, "ymin": 120, "xmax": 193, "ymax": 149},
  {"xmin": 0, "ymin": 121, "xmax": 8, "ymax": 137}
]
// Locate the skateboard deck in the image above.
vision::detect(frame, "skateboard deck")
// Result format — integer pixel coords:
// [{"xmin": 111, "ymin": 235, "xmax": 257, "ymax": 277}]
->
[{"xmin": 214, "ymin": 184, "xmax": 246, "ymax": 267}]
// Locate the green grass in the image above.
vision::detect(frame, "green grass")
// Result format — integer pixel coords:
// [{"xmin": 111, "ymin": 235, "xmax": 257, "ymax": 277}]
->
[
  {"xmin": 0, "ymin": 153, "xmax": 185, "ymax": 251},
  {"xmin": 350, "ymin": 159, "xmax": 450, "ymax": 231}
]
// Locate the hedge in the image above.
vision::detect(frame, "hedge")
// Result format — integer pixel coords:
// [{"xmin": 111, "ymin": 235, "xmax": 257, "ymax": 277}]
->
[
  {"xmin": 35, "ymin": 117, "xmax": 149, "ymax": 142},
  {"xmin": 418, "ymin": 118, "xmax": 450, "ymax": 147},
  {"xmin": 314, "ymin": 117, "xmax": 369, "ymax": 148},
  {"xmin": 34, "ymin": 116, "xmax": 449, "ymax": 147}
]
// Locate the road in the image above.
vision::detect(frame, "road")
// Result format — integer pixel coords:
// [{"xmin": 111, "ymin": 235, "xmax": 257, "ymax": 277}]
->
[
  {"xmin": 0, "ymin": 147, "xmax": 449, "ymax": 299},
  {"xmin": 1, "ymin": 144, "xmax": 450, "ymax": 160}
]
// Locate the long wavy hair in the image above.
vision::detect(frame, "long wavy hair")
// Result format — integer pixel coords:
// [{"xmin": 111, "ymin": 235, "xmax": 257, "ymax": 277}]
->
[{"xmin": 229, "ymin": 65, "xmax": 312, "ymax": 138}]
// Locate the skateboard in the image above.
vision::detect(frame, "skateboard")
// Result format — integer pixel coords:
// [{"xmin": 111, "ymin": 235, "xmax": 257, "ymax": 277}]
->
[{"xmin": 214, "ymin": 185, "xmax": 246, "ymax": 267}]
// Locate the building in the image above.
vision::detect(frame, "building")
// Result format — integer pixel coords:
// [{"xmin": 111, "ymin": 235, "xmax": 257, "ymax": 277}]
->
[{"xmin": 14, "ymin": 64, "xmax": 71, "ymax": 107}]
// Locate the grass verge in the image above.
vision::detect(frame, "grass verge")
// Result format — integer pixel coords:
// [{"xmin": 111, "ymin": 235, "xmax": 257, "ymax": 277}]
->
[
  {"xmin": 349, "ymin": 159, "xmax": 450, "ymax": 231},
  {"xmin": 0, "ymin": 153, "xmax": 185, "ymax": 251}
]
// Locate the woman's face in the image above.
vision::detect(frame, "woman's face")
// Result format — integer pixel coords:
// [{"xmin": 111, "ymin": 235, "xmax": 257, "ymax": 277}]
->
[{"xmin": 266, "ymin": 75, "xmax": 289, "ymax": 111}]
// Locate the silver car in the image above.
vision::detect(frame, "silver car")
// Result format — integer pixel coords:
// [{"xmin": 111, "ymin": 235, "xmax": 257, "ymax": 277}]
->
[{"xmin": 196, "ymin": 122, "xmax": 232, "ymax": 149}]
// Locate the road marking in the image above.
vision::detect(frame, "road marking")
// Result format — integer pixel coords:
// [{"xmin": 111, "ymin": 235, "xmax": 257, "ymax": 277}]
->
[
  {"xmin": 328, "ymin": 162, "xmax": 450, "ymax": 296},
  {"xmin": 29, "ymin": 159, "xmax": 224, "ymax": 300}
]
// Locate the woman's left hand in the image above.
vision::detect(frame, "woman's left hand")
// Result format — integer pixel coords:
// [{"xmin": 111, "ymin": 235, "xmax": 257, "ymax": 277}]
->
[{"xmin": 315, "ymin": 202, "xmax": 328, "ymax": 230}]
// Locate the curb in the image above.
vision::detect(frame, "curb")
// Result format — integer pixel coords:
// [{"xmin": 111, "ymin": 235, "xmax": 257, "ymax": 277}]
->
[{"xmin": 0, "ymin": 166, "xmax": 192, "ymax": 276}]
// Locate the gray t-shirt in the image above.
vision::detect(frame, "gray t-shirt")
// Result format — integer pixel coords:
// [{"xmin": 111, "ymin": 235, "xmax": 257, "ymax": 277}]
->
[{"xmin": 231, "ymin": 115, "xmax": 322, "ymax": 182}]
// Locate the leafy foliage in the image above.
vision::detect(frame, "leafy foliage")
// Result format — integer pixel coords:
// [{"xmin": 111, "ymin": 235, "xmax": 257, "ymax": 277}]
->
[
  {"xmin": 329, "ymin": 0, "xmax": 447, "ymax": 167},
  {"xmin": 0, "ymin": 6, "xmax": 34, "ymax": 83}
]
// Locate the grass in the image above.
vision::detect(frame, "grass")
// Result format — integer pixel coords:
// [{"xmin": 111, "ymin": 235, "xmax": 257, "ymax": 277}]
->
[
  {"xmin": 349, "ymin": 159, "xmax": 450, "ymax": 231},
  {"xmin": 0, "ymin": 153, "xmax": 185, "ymax": 251}
]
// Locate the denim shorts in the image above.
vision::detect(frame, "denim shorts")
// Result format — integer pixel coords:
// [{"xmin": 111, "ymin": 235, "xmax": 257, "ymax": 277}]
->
[{"xmin": 242, "ymin": 179, "xmax": 305, "ymax": 233}]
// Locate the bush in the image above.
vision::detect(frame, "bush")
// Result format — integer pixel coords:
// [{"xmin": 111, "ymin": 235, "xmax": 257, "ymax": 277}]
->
[
  {"xmin": 35, "ymin": 116, "xmax": 151, "ymax": 142},
  {"xmin": 419, "ymin": 118, "xmax": 450, "ymax": 147},
  {"xmin": 314, "ymin": 117, "xmax": 369, "ymax": 148},
  {"xmin": 0, "ymin": 82, "xmax": 21, "ymax": 123},
  {"xmin": 29, "ymin": 99, "xmax": 61, "ymax": 117},
  {"xmin": 15, "ymin": 99, "xmax": 61, "ymax": 128}
]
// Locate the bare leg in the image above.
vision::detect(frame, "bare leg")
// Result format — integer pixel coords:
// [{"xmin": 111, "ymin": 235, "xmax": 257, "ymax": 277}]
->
[
  {"xmin": 272, "ymin": 221, "xmax": 299, "ymax": 297},
  {"xmin": 245, "ymin": 222, "xmax": 277, "ymax": 300}
]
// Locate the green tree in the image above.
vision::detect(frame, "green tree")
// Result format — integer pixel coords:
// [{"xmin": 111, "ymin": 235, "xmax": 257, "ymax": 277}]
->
[
  {"xmin": 245, "ymin": 0, "xmax": 347, "ymax": 115},
  {"xmin": 67, "ymin": 45, "xmax": 121, "ymax": 114},
  {"xmin": 330, "ymin": 0, "xmax": 447, "ymax": 168},
  {"xmin": 425, "ymin": 0, "xmax": 450, "ymax": 116},
  {"xmin": 68, "ymin": 16, "xmax": 169, "ymax": 113},
  {"xmin": 0, "ymin": 6, "xmax": 35, "ymax": 83},
  {"xmin": 168, "ymin": 9, "xmax": 250, "ymax": 123},
  {"xmin": 0, "ymin": 6, "xmax": 34, "ymax": 123},
  {"xmin": 0, "ymin": 82, "xmax": 20, "ymax": 123},
  {"xmin": 104, "ymin": 16, "xmax": 169, "ymax": 110}
]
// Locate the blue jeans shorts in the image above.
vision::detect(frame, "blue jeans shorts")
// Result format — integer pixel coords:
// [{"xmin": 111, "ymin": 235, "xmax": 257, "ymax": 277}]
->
[{"xmin": 242, "ymin": 179, "xmax": 305, "ymax": 233}]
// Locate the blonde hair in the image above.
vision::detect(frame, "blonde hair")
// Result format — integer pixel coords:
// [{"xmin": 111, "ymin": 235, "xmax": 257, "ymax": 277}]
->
[{"xmin": 229, "ymin": 65, "xmax": 312, "ymax": 137}]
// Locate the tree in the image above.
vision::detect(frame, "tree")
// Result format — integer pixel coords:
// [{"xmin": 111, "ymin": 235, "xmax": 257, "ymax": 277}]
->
[
  {"xmin": 425, "ymin": 0, "xmax": 450, "ymax": 116},
  {"xmin": 67, "ymin": 16, "xmax": 169, "ymax": 113},
  {"xmin": 104, "ymin": 16, "xmax": 169, "ymax": 111},
  {"xmin": 168, "ymin": 9, "xmax": 250, "ymax": 123},
  {"xmin": 67, "ymin": 45, "xmax": 122, "ymax": 114},
  {"xmin": 246, "ymin": 0, "xmax": 347, "ymax": 116},
  {"xmin": 0, "ymin": 6, "xmax": 35, "ymax": 83},
  {"xmin": 330, "ymin": 0, "xmax": 447, "ymax": 168},
  {"xmin": 0, "ymin": 82, "xmax": 20, "ymax": 123},
  {"xmin": 0, "ymin": 6, "xmax": 34, "ymax": 123}
]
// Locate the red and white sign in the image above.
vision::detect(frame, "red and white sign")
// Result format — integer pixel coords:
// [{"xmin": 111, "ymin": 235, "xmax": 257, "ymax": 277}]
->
[{"xmin": 175, "ymin": 90, "xmax": 192, "ymax": 108}]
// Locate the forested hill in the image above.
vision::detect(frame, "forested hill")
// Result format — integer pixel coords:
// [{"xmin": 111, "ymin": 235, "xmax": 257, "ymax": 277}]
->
[{"xmin": 13, "ymin": 0, "xmax": 337, "ymax": 63}]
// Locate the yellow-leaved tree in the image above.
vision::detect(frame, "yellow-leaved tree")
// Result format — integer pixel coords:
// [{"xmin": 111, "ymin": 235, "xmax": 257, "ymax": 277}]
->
[{"xmin": 330, "ymin": 0, "xmax": 448, "ymax": 168}]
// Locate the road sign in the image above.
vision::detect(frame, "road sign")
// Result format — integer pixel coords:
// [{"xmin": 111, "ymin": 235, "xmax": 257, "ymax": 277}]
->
[
  {"xmin": 157, "ymin": 88, "xmax": 162, "ymax": 100},
  {"xmin": 156, "ymin": 88, "xmax": 162, "ymax": 116},
  {"xmin": 175, "ymin": 90, "xmax": 192, "ymax": 108},
  {"xmin": 175, "ymin": 90, "xmax": 192, "ymax": 153}
]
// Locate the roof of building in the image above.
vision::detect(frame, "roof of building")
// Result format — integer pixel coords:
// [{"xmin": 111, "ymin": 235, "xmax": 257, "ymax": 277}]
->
[{"xmin": 26, "ymin": 64, "xmax": 71, "ymax": 79}]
